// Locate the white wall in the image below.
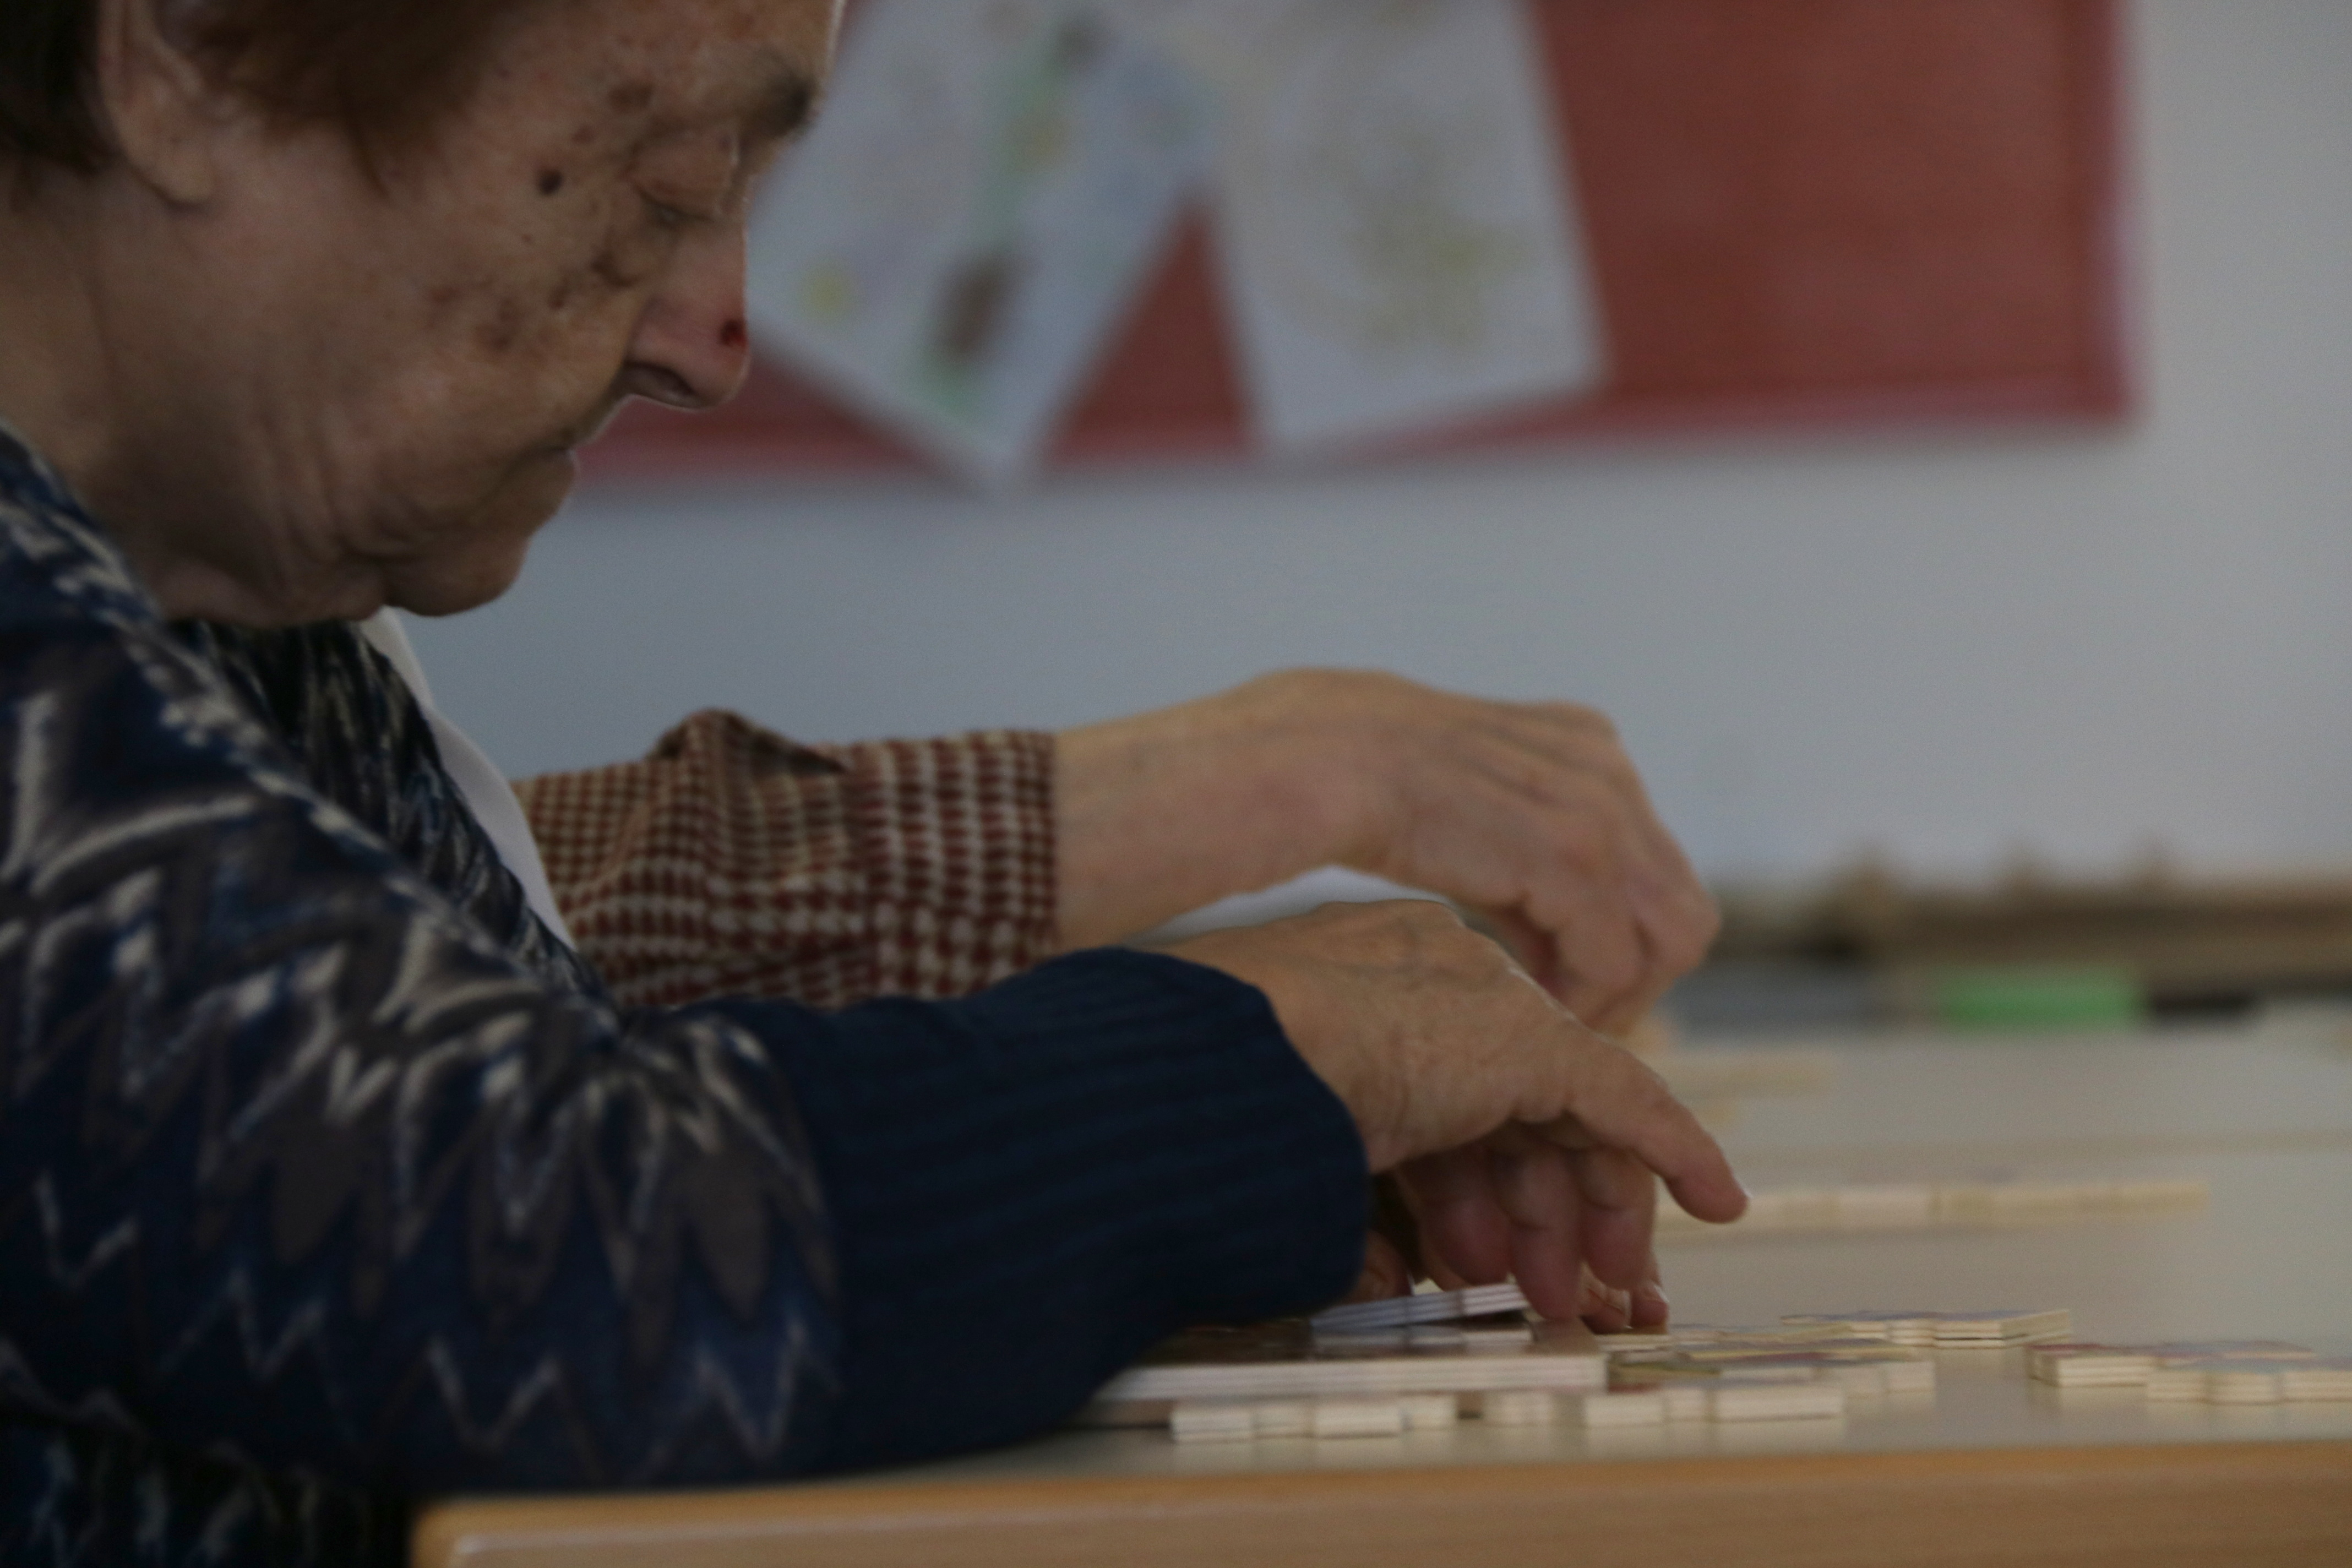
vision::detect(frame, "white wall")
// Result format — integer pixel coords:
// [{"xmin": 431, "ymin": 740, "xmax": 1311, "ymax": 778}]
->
[{"xmin": 409, "ymin": 0, "xmax": 2352, "ymax": 886}]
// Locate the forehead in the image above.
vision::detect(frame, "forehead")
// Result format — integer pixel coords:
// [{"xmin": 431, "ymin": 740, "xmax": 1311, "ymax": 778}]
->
[{"xmin": 494, "ymin": 0, "xmax": 839, "ymax": 133}]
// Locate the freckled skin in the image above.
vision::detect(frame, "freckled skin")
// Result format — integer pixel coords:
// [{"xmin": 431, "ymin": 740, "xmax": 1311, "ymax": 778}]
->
[
  {"xmin": 7, "ymin": 0, "xmax": 839, "ymax": 625},
  {"xmin": 590, "ymin": 248, "xmax": 641, "ymax": 291},
  {"xmin": 474, "ymin": 295, "xmax": 527, "ymax": 354}
]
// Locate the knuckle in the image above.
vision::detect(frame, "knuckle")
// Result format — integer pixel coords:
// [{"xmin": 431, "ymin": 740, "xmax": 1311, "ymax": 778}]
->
[
  {"xmin": 1570, "ymin": 775, "xmax": 1645, "ymax": 834},
  {"xmin": 1670, "ymin": 907, "xmax": 1723, "ymax": 972},
  {"xmin": 1327, "ymin": 667, "xmax": 1419, "ymax": 712},
  {"xmin": 1548, "ymin": 815, "xmax": 1617, "ymax": 867},
  {"xmin": 1613, "ymin": 1057, "xmax": 1685, "ymax": 1122},
  {"xmin": 1657, "ymin": 919, "xmax": 1714, "ymax": 975},
  {"xmin": 1366, "ymin": 897, "xmax": 1476, "ymax": 968},
  {"xmin": 1535, "ymin": 700, "xmax": 1614, "ymax": 737},
  {"xmin": 1689, "ymin": 892, "xmax": 1724, "ymax": 943}
]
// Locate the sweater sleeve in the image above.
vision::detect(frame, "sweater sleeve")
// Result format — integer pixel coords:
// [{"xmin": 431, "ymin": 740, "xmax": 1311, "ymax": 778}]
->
[
  {"xmin": 0, "ymin": 615, "xmax": 1366, "ymax": 1501},
  {"xmin": 515, "ymin": 712, "xmax": 1060, "ymax": 1010}
]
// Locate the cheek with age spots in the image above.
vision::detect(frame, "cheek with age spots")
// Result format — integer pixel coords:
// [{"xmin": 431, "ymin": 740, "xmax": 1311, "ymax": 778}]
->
[
  {"xmin": 591, "ymin": 244, "xmax": 656, "ymax": 292},
  {"xmin": 418, "ymin": 275, "xmax": 527, "ymax": 357},
  {"xmin": 524, "ymin": 145, "xmax": 672, "ymax": 309},
  {"xmin": 476, "ymin": 296, "xmax": 527, "ymax": 354}
]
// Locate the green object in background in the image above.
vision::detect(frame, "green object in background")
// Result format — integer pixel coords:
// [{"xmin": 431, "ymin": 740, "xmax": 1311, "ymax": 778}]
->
[{"xmin": 1929, "ymin": 965, "xmax": 2145, "ymax": 1031}]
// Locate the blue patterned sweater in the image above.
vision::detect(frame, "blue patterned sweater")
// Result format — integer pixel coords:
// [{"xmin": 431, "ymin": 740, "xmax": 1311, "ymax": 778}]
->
[{"xmin": 0, "ymin": 429, "xmax": 1365, "ymax": 1565}]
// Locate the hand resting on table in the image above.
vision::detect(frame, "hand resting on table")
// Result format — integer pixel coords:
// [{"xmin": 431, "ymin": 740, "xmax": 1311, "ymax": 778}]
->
[{"xmin": 1173, "ymin": 901, "xmax": 1747, "ymax": 1327}]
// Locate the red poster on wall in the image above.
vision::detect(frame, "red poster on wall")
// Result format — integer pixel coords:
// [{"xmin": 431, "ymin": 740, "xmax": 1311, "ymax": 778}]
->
[{"xmin": 586, "ymin": 0, "xmax": 2128, "ymax": 482}]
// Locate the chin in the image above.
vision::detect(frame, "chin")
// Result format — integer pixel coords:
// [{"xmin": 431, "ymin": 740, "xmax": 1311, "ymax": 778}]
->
[
  {"xmin": 388, "ymin": 453, "xmax": 575, "ymax": 617},
  {"xmin": 389, "ymin": 553, "xmax": 534, "ymax": 618}
]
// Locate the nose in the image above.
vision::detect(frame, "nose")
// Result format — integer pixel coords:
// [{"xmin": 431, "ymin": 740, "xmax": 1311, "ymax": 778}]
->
[{"xmin": 620, "ymin": 223, "xmax": 753, "ymax": 411}]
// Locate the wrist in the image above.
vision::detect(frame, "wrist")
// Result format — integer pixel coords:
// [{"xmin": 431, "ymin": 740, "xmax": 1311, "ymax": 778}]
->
[
  {"xmin": 1052, "ymin": 675, "xmax": 1370, "ymax": 947},
  {"xmin": 1224, "ymin": 670, "xmax": 1418, "ymax": 878}
]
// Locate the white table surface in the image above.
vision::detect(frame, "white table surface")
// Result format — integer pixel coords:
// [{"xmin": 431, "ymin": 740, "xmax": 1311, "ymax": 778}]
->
[{"xmin": 814, "ymin": 1013, "xmax": 2352, "ymax": 1488}]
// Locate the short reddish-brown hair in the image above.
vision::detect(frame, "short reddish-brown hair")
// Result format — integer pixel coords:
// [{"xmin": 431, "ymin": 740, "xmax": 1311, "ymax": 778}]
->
[{"xmin": 0, "ymin": 0, "xmax": 529, "ymax": 171}]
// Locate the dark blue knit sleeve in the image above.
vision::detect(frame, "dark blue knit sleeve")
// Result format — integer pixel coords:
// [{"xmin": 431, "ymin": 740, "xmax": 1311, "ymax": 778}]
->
[
  {"xmin": 0, "ymin": 554, "xmax": 1366, "ymax": 1504},
  {"xmin": 754, "ymin": 951, "xmax": 1365, "ymax": 1472}
]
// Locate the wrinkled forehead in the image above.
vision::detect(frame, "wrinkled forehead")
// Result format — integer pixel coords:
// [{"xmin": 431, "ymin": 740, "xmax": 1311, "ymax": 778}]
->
[{"xmin": 493, "ymin": 0, "xmax": 840, "ymax": 140}]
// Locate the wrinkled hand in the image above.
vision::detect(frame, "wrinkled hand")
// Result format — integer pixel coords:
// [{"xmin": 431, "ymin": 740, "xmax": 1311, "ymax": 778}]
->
[
  {"xmin": 1351, "ymin": 1183, "xmax": 1650, "ymax": 1329},
  {"xmin": 1173, "ymin": 901, "xmax": 1746, "ymax": 1322},
  {"xmin": 1058, "ymin": 669, "xmax": 1716, "ymax": 1034}
]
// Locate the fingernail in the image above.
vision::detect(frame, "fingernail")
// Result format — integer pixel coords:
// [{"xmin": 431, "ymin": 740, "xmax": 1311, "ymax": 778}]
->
[{"xmin": 1637, "ymin": 1280, "xmax": 1668, "ymax": 1311}]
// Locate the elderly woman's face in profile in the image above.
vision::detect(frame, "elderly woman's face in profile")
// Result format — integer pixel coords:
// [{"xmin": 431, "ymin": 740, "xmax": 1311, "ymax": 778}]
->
[{"xmin": 99, "ymin": 0, "xmax": 834, "ymax": 623}]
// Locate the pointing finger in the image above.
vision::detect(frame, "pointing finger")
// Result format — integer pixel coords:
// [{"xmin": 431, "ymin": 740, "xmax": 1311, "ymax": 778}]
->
[{"xmin": 1533, "ymin": 1041, "xmax": 1747, "ymax": 1226}]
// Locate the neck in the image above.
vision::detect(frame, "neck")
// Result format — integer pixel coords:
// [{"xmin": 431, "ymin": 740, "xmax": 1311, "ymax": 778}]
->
[
  {"xmin": 0, "ymin": 171, "xmax": 118, "ymax": 513},
  {"xmin": 0, "ymin": 161, "xmax": 374, "ymax": 625}
]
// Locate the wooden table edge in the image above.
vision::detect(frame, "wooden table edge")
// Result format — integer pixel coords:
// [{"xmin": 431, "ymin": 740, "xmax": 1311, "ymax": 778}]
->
[{"xmin": 416, "ymin": 1438, "xmax": 2352, "ymax": 1566}]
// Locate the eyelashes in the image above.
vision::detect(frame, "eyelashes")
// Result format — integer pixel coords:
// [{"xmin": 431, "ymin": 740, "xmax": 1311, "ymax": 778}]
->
[{"xmin": 633, "ymin": 130, "xmax": 745, "ymax": 231}]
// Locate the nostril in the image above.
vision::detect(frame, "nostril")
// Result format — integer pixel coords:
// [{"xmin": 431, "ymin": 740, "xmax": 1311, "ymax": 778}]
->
[{"xmin": 626, "ymin": 363, "xmax": 703, "ymax": 409}]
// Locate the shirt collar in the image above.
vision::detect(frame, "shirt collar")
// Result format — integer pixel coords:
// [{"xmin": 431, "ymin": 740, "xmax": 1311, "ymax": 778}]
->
[{"xmin": 0, "ymin": 416, "xmax": 165, "ymax": 629}]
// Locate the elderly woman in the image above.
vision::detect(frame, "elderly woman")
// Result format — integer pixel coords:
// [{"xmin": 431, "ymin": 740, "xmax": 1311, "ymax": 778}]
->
[{"xmin": 0, "ymin": 0, "xmax": 1743, "ymax": 1562}]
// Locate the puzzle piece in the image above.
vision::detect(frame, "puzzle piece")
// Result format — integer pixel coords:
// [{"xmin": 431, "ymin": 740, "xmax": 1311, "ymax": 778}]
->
[
  {"xmin": 2146, "ymin": 1357, "xmax": 2352, "ymax": 1404},
  {"xmin": 1311, "ymin": 1399, "xmax": 1406, "ymax": 1438},
  {"xmin": 1659, "ymin": 1384, "xmax": 1709, "ymax": 1422},
  {"xmin": 1570, "ymin": 1391, "xmax": 1667, "ymax": 1428},
  {"xmin": 1145, "ymin": 1299, "xmax": 2342, "ymax": 1444},
  {"xmin": 1781, "ymin": 1311, "xmax": 1945, "ymax": 1345},
  {"xmin": 2027, "ymin": 1343, "xmax": 2162, "ymax": 1387},
  {"xmin": 1659, "ymin": 1179, "xmax": 2209, "ymax": 1238},
  {"xmin": 1310, "ymin": 1282, "xmax": 1529, "ymax": 1334},
  {"xmin": 1931, "ymin": 1309, "xmax": 2075, "ymax": 1345},
  {"xmin": 2150, "ymin": 1340, "xmax": 2320, "ymax": 1363},
  {"xmin": 1708, "ymin": 1383, "xmax": 1847, "ymax": 1422},
  {"xmin": 1781, "ymin": 1308, "xmax": 2072, "ymax": 1346},
  {"xmin": 1612, "ymin": 1343, "xmax": 1935, "ymax": 1400},
  {"xmin": 1398, "ymin": 1393, "xmax": 1462, "ymax": 1431},
  {"xmin": 1480, "ymin": 1389, "xmax": 1561, "ymax": 1427},
  {"xmin": 1170, "ymin": 1402, "xmax": 1256, "ymax": 1444},
  {"xmin": 1250, "ymin": 1400, "xmax": 1313, "ymax": 1438},
  {"xmin": 1087, "ymin": 1314, "xmax": 1602, "ymax": 1424},
  {"xmin": 1660, "ymin": 1337, "xmax": 1929, "ymax": 1364},
  {"xmin": 2031, "ymin": 1339, "xmax": 2325, "ymax": 1391},
  {"xmin": 2283, "ymin": 1362, "xmax": 2352, "ymax": 1401},
  {"xmin": 1672, "ymin": 1323, "xmax": 1866, "ymax": 1347}
]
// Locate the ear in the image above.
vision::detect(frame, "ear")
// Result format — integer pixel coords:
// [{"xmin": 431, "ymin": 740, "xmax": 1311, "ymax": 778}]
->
[{"xmin": 90, "ymin": 0, "xmax": 241, "ymax": 204}]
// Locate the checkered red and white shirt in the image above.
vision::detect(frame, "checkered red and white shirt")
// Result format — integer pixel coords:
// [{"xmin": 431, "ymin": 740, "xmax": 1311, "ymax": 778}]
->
[{"xmin": 516, "ymin": 710, "xmax": 1059, "ymax": 1011}]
